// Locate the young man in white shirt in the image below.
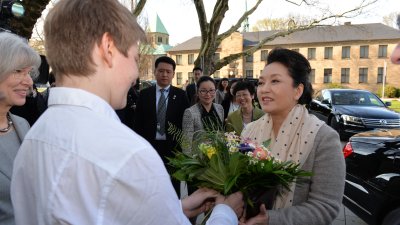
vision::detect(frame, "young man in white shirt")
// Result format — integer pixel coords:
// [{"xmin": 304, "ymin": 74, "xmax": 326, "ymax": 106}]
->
[{"xmin": 10, "ymin": 0, "xmax": 244, "ymax": 224}]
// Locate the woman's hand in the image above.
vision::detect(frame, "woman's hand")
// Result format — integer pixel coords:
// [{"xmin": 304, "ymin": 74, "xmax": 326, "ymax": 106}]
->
[
  {"xmin": 215, "ymin": 191, "xmax": 244, "ymax": 218},
  {"xmin": 182, "ymin": 187, "xmax": 218, "ymax": 218},
  {"xmin": 240, "ymin": 204, "xmax": 269, "ymax": 225}
]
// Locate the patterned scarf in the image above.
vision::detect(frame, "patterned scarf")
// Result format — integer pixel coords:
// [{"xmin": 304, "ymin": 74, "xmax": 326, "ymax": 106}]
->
[{"xmin": 241, "ymin": 104, "xmax": 323, "ymax": 209}]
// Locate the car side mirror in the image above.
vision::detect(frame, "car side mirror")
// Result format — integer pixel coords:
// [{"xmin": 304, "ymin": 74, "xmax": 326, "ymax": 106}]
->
[{"xmin": 385, "ymin": 101, "xmax": 392, "ymax": 107}]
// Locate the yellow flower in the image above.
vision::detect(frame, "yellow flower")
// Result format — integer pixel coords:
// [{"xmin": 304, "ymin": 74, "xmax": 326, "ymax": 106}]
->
[
  {"xmin": 205, "ymin": 146, "xmax": 216, "ymax": 159},
  {"xmin": 199, "ymin": 143, "xmax": 217, "ymax": 159}
]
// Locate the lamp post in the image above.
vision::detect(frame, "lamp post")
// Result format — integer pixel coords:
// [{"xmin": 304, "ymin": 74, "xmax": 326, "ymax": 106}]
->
[{"xmin": 382, "ymin": 61, "xmax": 387, "ymax": 99}]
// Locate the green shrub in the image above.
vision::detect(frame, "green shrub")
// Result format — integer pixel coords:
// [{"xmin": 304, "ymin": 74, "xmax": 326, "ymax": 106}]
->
[
  {"xmin": 326, "ymin": 83, "xmax": 345, "ymax": 89},
  {"xmin": 376, "ymin": 86, "xmax": 398, "ymax": 98}
]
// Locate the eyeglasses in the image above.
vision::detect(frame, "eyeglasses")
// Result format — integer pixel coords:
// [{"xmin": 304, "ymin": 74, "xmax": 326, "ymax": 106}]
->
[
  {"xmin": 199, "ymin": 89, "xmax": 216, "ymax": 95},
  {"xmin": 235, "ymin": 93, "xmax": 251, "ymax": 98},
  {"xmin": 12, "ymin": 67, "xmax": 35, "ymax": 80}
]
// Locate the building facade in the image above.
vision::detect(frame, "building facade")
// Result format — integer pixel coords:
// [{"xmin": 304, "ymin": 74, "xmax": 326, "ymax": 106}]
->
[{"xmin": 168, "ymin": 23, "xmax": 400, "ymax": 93}]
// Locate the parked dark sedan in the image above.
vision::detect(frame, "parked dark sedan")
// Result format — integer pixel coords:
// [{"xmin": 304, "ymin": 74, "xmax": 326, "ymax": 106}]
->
[
  {"xmin": 308, "ymin": 89, "xmax": 400, "ymax": 140},
  {"xmin": 342, "ymin": 128, "xmax": 400, "ymax": 225}
]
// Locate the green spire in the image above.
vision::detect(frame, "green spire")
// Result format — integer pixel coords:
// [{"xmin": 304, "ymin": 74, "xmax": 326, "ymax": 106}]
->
[{"xmin": 156, "ymin": 14, "xmax": 168, "ymax": 34}]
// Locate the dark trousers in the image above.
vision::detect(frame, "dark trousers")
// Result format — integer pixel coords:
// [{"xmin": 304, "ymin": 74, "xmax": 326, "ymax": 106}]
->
[{"xmin": 150, "ymin": 139, "xmax": 180, "ymax": 197}]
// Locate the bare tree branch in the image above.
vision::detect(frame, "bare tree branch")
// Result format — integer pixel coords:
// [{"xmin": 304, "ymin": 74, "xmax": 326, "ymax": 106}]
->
[
  {"xmin": 133, "ymin": 0, "xmax": 147, "ymax": 17},
  {"xmin": 218, "ymin": 0, "xmax": 263, "ymax": 42},
  {"xmin": 213, "ymin": 0, "xmax": 379, "ymax": 73}
]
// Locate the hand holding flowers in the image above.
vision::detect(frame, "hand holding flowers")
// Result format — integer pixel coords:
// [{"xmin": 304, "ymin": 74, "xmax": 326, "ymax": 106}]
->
[{"xmin": 168, "ymin": 130, "xmax": 311, "ymax": 221}]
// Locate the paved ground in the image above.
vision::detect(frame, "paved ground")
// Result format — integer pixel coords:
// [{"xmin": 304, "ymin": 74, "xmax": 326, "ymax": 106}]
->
[{"xmin": 333, "ymin": 205, "xmax": 367, "ymax": 225}]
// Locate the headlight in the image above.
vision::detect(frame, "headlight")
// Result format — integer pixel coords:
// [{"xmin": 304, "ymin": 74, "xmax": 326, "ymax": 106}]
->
[{"xmin": 341, "ymin": 115, "xmax": 363, "ymax": 125}]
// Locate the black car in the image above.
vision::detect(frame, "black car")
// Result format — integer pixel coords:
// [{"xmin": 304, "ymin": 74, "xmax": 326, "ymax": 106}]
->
[
  {"xmin": 342, "ymin": 128, "xmax": 400, "ymax": 225},
  {"xmin": 308, "ymin": 89, "xmax": 400, "ymax": 140}
]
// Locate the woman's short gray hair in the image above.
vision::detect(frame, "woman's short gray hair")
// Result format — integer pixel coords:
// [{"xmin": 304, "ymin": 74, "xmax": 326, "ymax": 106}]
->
[{"xmin": 0, "ymin": 32, "xmax": 41, "ymax": 82}]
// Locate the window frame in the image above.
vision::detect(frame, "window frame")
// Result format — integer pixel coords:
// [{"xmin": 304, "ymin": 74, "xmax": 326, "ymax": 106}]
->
[
  {"xmin": 323, "ymin": 68, "xmax": 332, "ymax": 83},
  {"xmin": 307, "ymin": 48, "xmax": 316, "ymax": 60},
  {"xmin": 342, "ymin": 46, "xmax": 350, "ymax": 59},
  {"xmin": 324, "ymin": 47, "xmax": 333, "ymax": 59}
]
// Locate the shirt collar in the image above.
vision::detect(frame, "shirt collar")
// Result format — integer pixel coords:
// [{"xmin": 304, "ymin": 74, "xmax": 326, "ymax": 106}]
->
[
  {"xmin": 156, "ymin": 84, "xmax": 171, "ymax": 93},
  {"xmin": 48, "ymin": 87, "xmax": 120, "ymax": 121}
]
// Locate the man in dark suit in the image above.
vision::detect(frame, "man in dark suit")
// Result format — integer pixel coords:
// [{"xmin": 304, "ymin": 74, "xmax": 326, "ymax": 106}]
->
[
  {"xmin": 185, "ymin": 67, "xmax": 203, "ymax": 105},
  {"xmin": 135, "ymin": 56, "xmax": 189, "ymax": 196}
]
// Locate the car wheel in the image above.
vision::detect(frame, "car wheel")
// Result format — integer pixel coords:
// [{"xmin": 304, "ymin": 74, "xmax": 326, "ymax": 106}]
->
[
  {"xmin": 330, "ymin": 116, "xmax": 345, "ymax": 140},
  {"xmin": 382, "ymin": 207, "xmax": 400, "ymax": 225}
]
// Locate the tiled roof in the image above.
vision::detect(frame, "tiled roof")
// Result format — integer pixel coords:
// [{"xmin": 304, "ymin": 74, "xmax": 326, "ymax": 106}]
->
[
  {"xmin": 244, "ymin": 23, "xmax": 400, "ymax": 46},
  {"xmin": 168, "ymin": 23, "xmax": 400, "ymax": 52},
  {"xmin": 152, "ymin": 44, "xmax": 173, "ymax": 55}
]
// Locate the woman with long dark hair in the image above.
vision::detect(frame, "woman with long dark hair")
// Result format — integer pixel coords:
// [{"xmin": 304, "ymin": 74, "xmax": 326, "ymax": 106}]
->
[
  {"xmin": 221, "ymin": 79, "xmax": 240, "ymax": 120},
  {"xmin": 215, "ymin": 78, "xmax": 229, "ymax": 104}
]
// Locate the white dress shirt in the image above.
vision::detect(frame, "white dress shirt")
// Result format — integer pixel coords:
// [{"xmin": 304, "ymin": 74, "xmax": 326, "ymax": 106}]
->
[{"xmin": 11, "ymin": 87, "xmax": 237, "ymax": 225}]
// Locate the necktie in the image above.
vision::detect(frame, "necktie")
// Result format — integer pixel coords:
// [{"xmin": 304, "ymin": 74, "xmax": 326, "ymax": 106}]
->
[{"xmin": 157, "ymin": 89, "xmax": 167, "ymax": 135}]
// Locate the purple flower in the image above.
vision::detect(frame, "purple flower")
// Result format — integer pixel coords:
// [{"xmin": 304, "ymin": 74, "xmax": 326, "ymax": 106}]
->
[{"xmin": 238, "ymin": 143, "xmax": 254, "ymax": 153}]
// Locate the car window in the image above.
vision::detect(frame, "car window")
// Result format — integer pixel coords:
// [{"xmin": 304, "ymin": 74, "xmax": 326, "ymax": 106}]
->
[
  {"xmin": 322, "ymin": 90, "xmax": 331, "ymax": 103},
  {"xmin": 314, "ymin": 90, "xmax": 323, "ymax": 101},
  {"xmin": 365, "ymin": 92, "xmax": 385, "ymax": 107}
]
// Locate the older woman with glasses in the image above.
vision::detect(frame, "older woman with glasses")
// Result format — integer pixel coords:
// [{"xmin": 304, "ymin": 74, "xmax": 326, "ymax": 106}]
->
[
  {"xmin": 226, "ymin": 81, "xmax": 264, "ymax": 136},
  {"xmin": 182, "ymin": 76, "xmax": 224, "ymax": 154},
  {"xmin": 0, "ymin": 32, "xmax": 41, "ymax": 224}
]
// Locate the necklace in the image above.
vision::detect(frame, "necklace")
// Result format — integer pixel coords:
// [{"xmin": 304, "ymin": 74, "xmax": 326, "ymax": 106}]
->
[
  {"xmin": 0, "ymin": 114, "xmax": 13, "ymax": 133},
  {"xmin": 241, "ymin": 108, "xmax": 253, "ymax": 125}
]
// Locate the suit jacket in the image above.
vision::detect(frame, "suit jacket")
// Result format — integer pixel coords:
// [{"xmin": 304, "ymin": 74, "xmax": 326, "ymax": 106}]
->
[
  {"xmin": 185, "ymin": 83, "xmax": 197, "ymax": 106},
  {"xmin": 134, "ymin": 85, "xmax": 189, "ymax": 159},
  {"xmin": 226, "ymin": 107, "xmax": 264, "ymax": 136},
  {"xmin": 0, "ymin": 114, "xmax": 30, "ymax": 225},
  {"xmin": 182, "ymin": 103, "xmax": 224, "ymax": 154}
]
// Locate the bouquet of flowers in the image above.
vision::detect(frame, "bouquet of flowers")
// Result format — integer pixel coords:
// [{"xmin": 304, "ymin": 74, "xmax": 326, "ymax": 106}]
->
[{"xmin": 168, "ymin": 128, "xmax": 311, "ymax": 220}]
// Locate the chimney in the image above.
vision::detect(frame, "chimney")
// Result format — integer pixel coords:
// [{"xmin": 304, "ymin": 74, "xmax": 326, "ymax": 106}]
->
[{"xmin": 344, "ymin": 22, "xmax": 351, "ymax": 25}]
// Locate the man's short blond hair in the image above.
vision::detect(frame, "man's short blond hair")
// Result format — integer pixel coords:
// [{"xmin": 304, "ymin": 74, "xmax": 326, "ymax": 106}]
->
[{"xmin": 44, "ymin": 0, "xmax": 145, "ymax": 78}]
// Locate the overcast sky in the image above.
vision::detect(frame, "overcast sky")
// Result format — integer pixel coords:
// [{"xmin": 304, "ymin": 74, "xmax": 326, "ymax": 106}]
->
[{"xmin": 137, "ymin": 0, "xmax": 399, "ymax": 45}]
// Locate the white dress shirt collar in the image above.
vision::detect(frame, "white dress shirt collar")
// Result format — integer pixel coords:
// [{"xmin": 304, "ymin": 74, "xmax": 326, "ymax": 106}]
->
[{"xmin": 48, "ymin": 87, "xmax": 120, "ymax": 121}]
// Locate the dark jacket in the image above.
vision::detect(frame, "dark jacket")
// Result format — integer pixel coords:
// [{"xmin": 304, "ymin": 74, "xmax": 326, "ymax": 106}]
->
[
  {"xmin": 134, "ymin": 85, "xmax": 189, "ymax": 160},
  {"xmin": 185, "ymin": 83, "xmax": 197, "ymax": 106}
]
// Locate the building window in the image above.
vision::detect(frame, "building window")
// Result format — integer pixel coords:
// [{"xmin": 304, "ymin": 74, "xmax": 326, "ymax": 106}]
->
[
  {"xmin": 245, "ymin": 53, "xmax": 253, "ymax": 62},
  {"xmin": 307, "ymin": 48, "xmax": 316, "ymax": 60},
  {"xmin": 157, "ymin": 36, "xmax": 163, "ymax": 43},
  {"xmin": 188, "ymin": 54, "xmax": 194, "ymax": 65},
  {"xmin": 176, "ymin": 72, "xmax": 182, "ymax": 85},
  {"xmin": 324, "ymin": 47, "xmax": 333, "ymax": 59},
  {"xmin": 213, "ymin": 53, "xmax": 220, "ymax": 61},
  {"xmin": 176, "ymin": 55, "xmax": 182, "ymax": 65},
  {"xmin": 378, "ymin": 45, "xmax": 387, "ymax": 58},
  {"xmin": 377, "ymin": 67, "xmax": 384, "ymax": 83},
  {"xmin": 188, "ymin": 72, "xmax": 194, "ymax": 83},
  {"xmin": 359, "ymin": 68, "xmax": 368, "ymax": 83},
  {"xmin": 213, "ymin": 71, "xmax": 220, "ymax": 78},
  {"xmin": 261, "ymin": 50, "xmax": 268, "ymax": 61},
  {"xmin": 291, "ymin": 48, "xmax": 299, "ymax": 52},
  {"xmin": 342, "ymin": 46, "xmax": 350, "ymax": 59},
  {"xmin": 360, "ymin": 46, "xmax": 369, "ymax": 58},
  {"xmin": 246, "ymin": 70, "xmax": 253, "ymax": 78},
  {"xmin": 323, "ymin": 68, "xmax": 332, "ymax": 83},
  {"xmin": 309, "ymin": 69, "xmax": 315, "ymax": 83},
  {"xmin": 341, "ymin": 68, "xmax": 350, "ymax": 83}
]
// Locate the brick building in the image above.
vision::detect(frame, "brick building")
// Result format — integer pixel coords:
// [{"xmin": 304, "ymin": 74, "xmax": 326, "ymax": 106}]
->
[{"xmin": 167, "ymin": 23, "xmax": 400, "ymax": 93}]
